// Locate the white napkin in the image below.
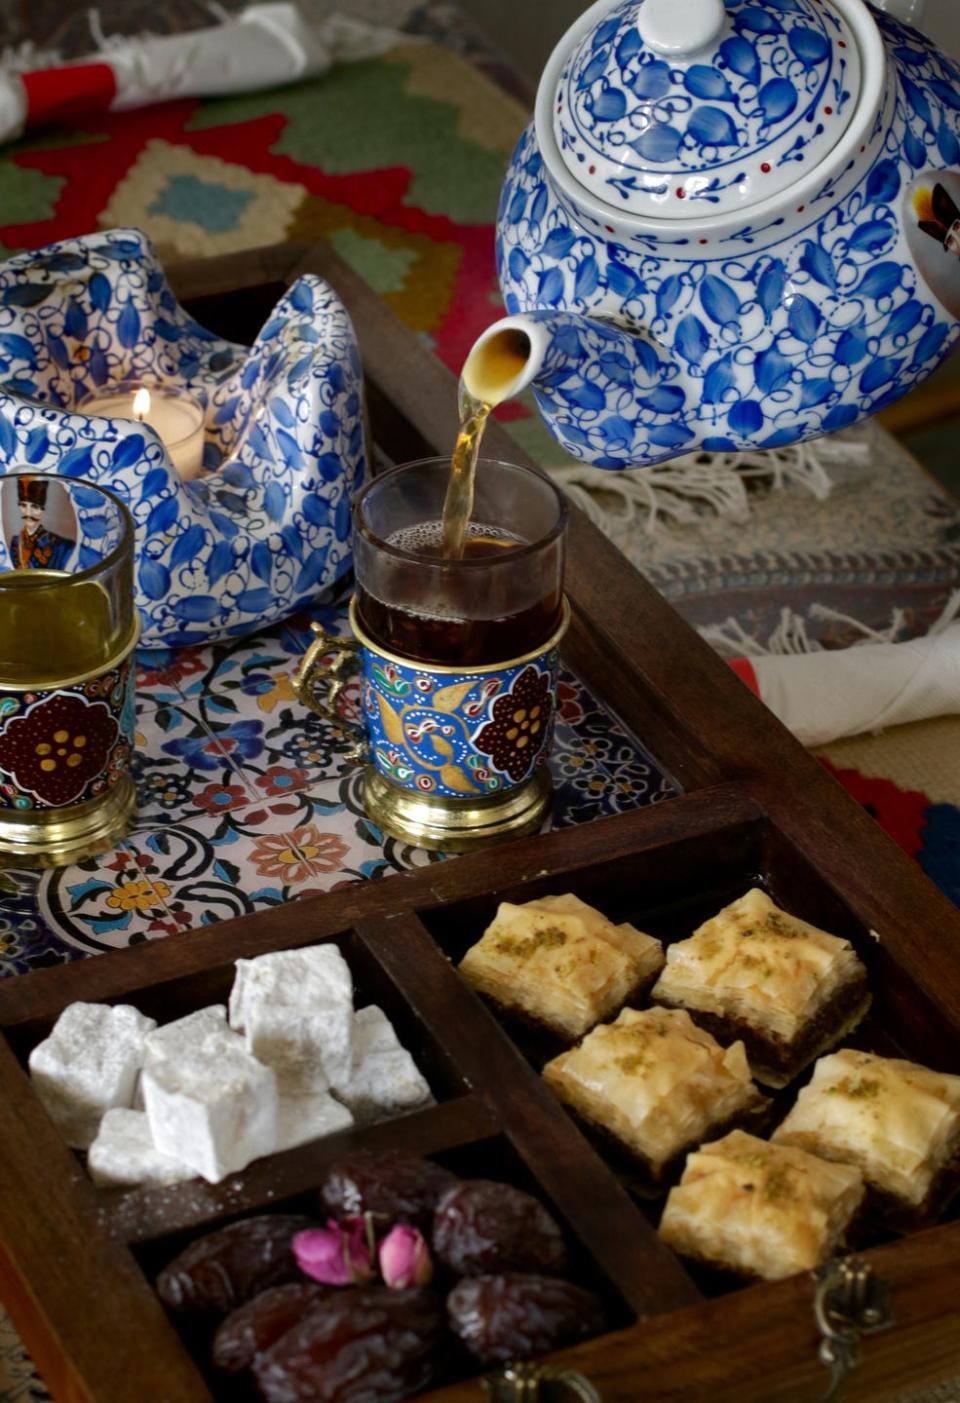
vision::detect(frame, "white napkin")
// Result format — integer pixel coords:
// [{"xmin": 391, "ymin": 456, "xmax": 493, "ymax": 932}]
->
[
  {"xmin": 733, "ymin": 627, "xmax": 960, "ymax": 747},
  {"xmin": 0, "ymin": 6, "xmax": 403, "ymax": 144}
]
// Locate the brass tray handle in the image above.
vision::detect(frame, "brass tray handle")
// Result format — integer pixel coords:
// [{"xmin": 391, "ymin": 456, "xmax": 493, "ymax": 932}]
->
[
  {"xmin": 293, "ymin": 622, "xmax": 366, "ymax": 762},
  {"xmin": 814, "ymin": 1256, "xmax": 894, "ymax": 1400},
  {"xmin": 484, "ymin": 1363, "xmax": 601, "ymax": 1402}
]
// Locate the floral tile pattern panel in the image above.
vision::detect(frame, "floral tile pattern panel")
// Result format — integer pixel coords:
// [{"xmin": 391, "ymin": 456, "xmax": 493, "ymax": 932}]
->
[{"xmin": 0, "ymin": 589, "xmax": 675, "ymax": 976}]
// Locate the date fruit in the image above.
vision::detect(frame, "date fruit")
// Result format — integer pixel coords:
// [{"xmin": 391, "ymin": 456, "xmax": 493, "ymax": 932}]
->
[
  {"xmin": 212, "ymin": 1283, "xmax": 329, "ymax": 1373},
  {"xmin": 432, "ymin": 1180, "xmax": 568, "ymax": 1276},
  {"xmin": 254, "ymin": 1285, "xmax": 443, "ymax": 1403},
  {"xmin": 157, "ymin": 1214, "xmax": 315, "ymax": 1322},
  {"xmin": 447, "ymin": 1273, "xmax": 604, "ymax": 1365},
  {"xmin": 319, "ymin": 1151, "xmax": 458, "ymax": 1229}
]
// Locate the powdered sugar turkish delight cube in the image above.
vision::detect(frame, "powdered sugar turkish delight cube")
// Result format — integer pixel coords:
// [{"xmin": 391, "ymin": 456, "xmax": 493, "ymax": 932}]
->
[
  {"xmin": 229, "ymin": 946, "xmax": 354, "ymax": 1094},
  {"xmin": 143, "ymin": 1005, "xmax": 235, "ymax": 1066},
  {"xmin": 275, "ymin": 1092, "xmax": 354, "ymax": 1154},
  {"xmin": 87, "ymin": 1108, "xmax": 194, "ymax": 1190},
  {"xmin": 335, "ymin": 1005, "xmax": 432, "ymax": 1124},
  {"xmin": 29, "ymin": 1002, "xmax": 157, "ymax": 1149},
  {"xmin": 141, "ymin": 1037, "xmax": 277, "ymax": 1183}
]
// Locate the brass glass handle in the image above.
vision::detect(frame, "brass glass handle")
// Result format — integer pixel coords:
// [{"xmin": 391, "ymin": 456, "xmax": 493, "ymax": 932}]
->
[
  {"xmin": 293, "ymin": 622, "xmax": 366, "ymax": 762},
  {"xmin": 484, "ymin": 1363, "xmax": 601, "ymax": 1402}
]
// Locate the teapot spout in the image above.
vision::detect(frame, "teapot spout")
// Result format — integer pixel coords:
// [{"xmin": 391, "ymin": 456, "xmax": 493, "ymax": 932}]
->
[{"xmin": 464, "ymin": 312, "xmax": 695, "ymax": 468}]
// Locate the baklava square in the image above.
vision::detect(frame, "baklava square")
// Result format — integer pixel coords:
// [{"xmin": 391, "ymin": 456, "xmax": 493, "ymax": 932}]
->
[
  {"xmin": 773, "ymin": 1048, "xmax": 960, "ymax": 1217},
  {"xmin": 459, "ymin": 894, "xmax": 664, "ymax": 1041},
  {"xmin": 651, "ymin": 888, "xmax": 870, "ymax": 1086},
  {"xmin": 543, "ymin": 1007, "xmax": 769, "ymax": 1181},
  {"xmin": 659, "ymin": 1129, "xmax": 864, "ymax": 1281}
]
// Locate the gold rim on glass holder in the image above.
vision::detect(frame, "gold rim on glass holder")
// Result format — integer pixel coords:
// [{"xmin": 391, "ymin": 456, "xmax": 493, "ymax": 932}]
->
[
  {"xmin": 292, "ymin": 600, "xmax": 570, "ymax": 852},
  {"xmin": 484, "ymin": 1362, "xmax": 602, "ymax": 1402}
]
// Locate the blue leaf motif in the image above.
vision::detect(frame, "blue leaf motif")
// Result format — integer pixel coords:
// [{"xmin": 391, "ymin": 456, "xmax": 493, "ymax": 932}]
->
[
  {"xmin": 684, "ymin": 66, "xmax": 733, "ymax": 101},
  {"xmin": 147, "ymin": 498, "xmax": 178, "ymax": 535},
  {"xmin": 938, "ymin": 123, "xmax": 960, "ymax": 166},
  {"xmin": 593, "ymin": 16, "xmax": 619, "ymax": 48},
  {"xmin": 798, "ymin": 242, "xmax": 836, "ymax": 292},
  {"xmin": 632, "ymin": 124, "xmax": 683, "ymax": 162},
  {"xmin": 117, "ymin": 301, "xmax": 141, "ymax": 349},
  {"xmin": 281, "ymin": 524, "xmax": 304, "ymax": 562},
  {"xmin": 800, "ymin": 376, "xmax": 835, "ymax": 408},
  {"xmin": 289, "ymin": 281, "xmax": 313, "ymax": 315},
  {"xmin": 236, "ymin": 588, "xmax": 274, "ymax": 614},
  {"xmin": 598, "ymin": 415, "xmax": 634, "ymax": 445},
  {"xmin": 508, "ymin": 247, "xmax": 530, "ymax": 282},
  {"xmin": 581, "ymin": 50, "xmax": 609, "ymax": 87},
  {"xmin": 905, "ymin": 129, "xmax": 926, "ymax": 171},
  {"xmin": 64, "ymin": 298, "xmax": 87, "ymax": 340},
  {"xmin": 574, "ymin": 255, "xmax": 600, "ymax": 301},
  {"xmin": 884, "ymin": 299, "xmax": 923, "ymax": 340},
  {"xmin": 676, "ymin": 315, "xmax": 710, "ymax": 365},
  {"xmin": 0, "ymin": 332, "xmax": 37, "ymax": 364},
  {"xmin": 139, "ymin": 559, "xmax": 170, "ymax": 601},
  {"xmin": 598, "ymin": 352, "xmax": 634, "ymax": 386},
  {"xmin": 656, "ymin": 274, "xmax": 684, "ymax": 319},
  {"xmin": 530, "ymin": 185, "xmax": 549, "ymax": 226},
  {"xmin": 276, "ymin": 427, "xmax": 303, "ymax": 470},
  {"xmin": 928, "ymin": 79, "xmax": 960, "ymax": 112},
  {"xmin": 859, "ymin": 356, "xmax": 904, "ymax": 394},
  {"xmin": 563, "ymin": 381, "xmax": 606, "ymax": 412},
  {"xmin": 630, "ymin": 61, "xmax": 672, "ymax": 99},
  {"xmin": 639, "ymin": 385, "xmax": 686, "ymax": 413},
  {"xmin": 757, "ymin": 78, "xmax": 797, "ymax": 125},
  {"xmin": 507, "ymin": 189, "xmax": 527, "ymax": 226},
  {"xmin": 264, "ymin": 481, "xmax": 286, "ymax": 522},
  {"xmin": 901, "ymin": 75, "xmax": 932, "ymax": 129},
  {"xmin": 295, "ymin": 552, "xmax": 331, "ymax": 593},
  {"xmin": 719, "ymin": 36, "xmax": 759, "ymax": 84},
  {"xmin": 648, "ymin": 423, "xmax": 695, "ymax": 448},
  {"xmin": 590, "ymin": 87, "xmax": 627, "ymax": 121},
  {"xmin": 728, "ymin": 399, "xmax": 763, "ymax": 435},
  {"xmin": 688, "ymin": 106, "xmax": 739, "ymax": 147},
  {"xmin": 251, "ymin": 541, "xmax": 273, "ymax": 584},
  {"xmin": 788, "ymin": 27, "xmax": 829, "ymax": 67},
  {"xmin": 865, "ymin": 160, "xmax": 900, "ymax": 206},
  {"xmin": 757, "ymin": 258, "xmax": 787, "ymax": 318},
  {"xmin": 543, "ymin": 227, "xmax": 576, "ymax": 259},
  {"xmin": 171, "ymin": 524, "xmax": 206, "ymax": 569},
  {"xmin": 113, "ymin": 434, "xmax": 147, "ymax": 470},
  {"xmin": 206, "ymin": 540, "xmax": 234, "ymax": 586},
  {"xmin": 616, "ymin": 27, "xmax": 641, "ymax": 65},
  {"xmin": 911, "ymin": 322, "xmax": 949, "ymax": 369},
  {"xmin": 754, "ymin": 346, "xmax": 793, "ymax": 394},
  {"xmin": 0, "ymin": 416, "xmax": 17, "ymax": 458},
  {"xmin": 738, "ymin": 7, "xmax": 781, "ymax": 33},
  {"xmin": 45, "ymin": 331, "xmax": 70, "ymax": 369},
  {"xmin": 703, "ymin": 353, "xmax": 737, "ymax": 405},
  {"xmin": 857, "ymin": 262, "xmax": 902, "ymax": 300},
  {"xmin": 836, "ymin": 321, "xmax": 868, "ymax": 366},
  {"xmin": 25, "ymin": 427, "xmax": 49, "ymax": 463},
  {"xmin": 538, "ymin": 267, "xmax": 566, "ymax": 306},
  {"xmin": 88, "ymin": 347, "xmax": 109, "ymax": 385},
  {"xmin": 787, "ymin": 295, "xmax": 821, "ymax": 344},
  {"xmin": 172, "ymin": 596, "xmax": 221, "ymax": 623},
  {"xmin": 58, "ymin": 445, "xmax": 93, "ymax": 477},
  {"xmin": 848, "ymin": 220, "xmax": 895, "ymax": 254},
  {"xmin": 700, "ymin": 275, "xmax": 740, "ymax": 326},
  {"xmin": 823, "ymin": 404, "xmax": 859, "ymax": 432},
  {"xmin": 607, "ymin": 261, "xmax": 642, "ymax": 300}
]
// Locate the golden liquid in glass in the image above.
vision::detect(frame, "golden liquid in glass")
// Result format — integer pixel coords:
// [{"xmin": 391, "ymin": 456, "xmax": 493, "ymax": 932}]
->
[
  {"xmin": 0, "ymin": 571, "xmax": 116, "ymax": 684},
  {"xmin": 441, "ymin": 328, "xmax": 531, "ymax": 560}
]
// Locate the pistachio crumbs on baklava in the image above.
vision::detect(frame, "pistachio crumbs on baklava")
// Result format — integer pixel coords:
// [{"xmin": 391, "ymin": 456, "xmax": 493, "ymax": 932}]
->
[
  {"xmin": 543, "ymin": 1007, "xmax": 769, "ymax": 1182},
  {"xmin": 458, "ymin": 893, "xmax": 664, "ymax": 1041},
  {"xmin": 650, "ymin": 888, "xmax": 870, "ymax": 1087},
  {"xmin": 773, "ymin": 1048, "xmax": 960, "ymax": 1218},
  {"xmin": 659, "ymin": 1129, "xmax": 865, "ymax": 1281}
]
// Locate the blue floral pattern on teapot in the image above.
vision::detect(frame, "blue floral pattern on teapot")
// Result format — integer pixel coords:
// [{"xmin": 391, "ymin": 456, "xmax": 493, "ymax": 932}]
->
[{"xmin": 476, "ymin": 0, "xmax": 960, "ymax": 469}]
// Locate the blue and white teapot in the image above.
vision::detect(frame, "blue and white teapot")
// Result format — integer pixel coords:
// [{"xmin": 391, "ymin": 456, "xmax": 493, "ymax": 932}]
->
[{"xmin": 468, "ymin": 0, "xmax": 960, "ymax": 466}]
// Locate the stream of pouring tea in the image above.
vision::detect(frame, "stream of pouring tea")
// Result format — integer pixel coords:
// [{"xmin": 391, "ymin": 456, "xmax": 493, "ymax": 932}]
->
[{"xmin": 441, "ymin": 329, "xmax": 530, "ymax": 560}]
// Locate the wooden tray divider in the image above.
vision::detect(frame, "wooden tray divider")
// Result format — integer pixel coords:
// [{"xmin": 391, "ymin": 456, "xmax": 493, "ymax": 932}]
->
[{"xmin": 354, "ymin": 911, "xmax": 702, "ymax": 1318}]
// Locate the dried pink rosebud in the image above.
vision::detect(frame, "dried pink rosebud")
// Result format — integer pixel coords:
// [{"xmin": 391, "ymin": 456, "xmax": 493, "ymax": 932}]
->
[
  {"xmin": 378, "ymin": 1223, "xmax": 433, "ymax": 1290},
  {"xmin": 293, "ymin": 1218, "xmax": 374, "ymax": 1287}
]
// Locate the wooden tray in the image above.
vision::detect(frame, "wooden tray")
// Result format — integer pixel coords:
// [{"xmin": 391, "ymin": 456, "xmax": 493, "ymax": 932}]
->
[{"xmin": 0, "ymin": 242, "xmax": 958, "ymax": 1403}]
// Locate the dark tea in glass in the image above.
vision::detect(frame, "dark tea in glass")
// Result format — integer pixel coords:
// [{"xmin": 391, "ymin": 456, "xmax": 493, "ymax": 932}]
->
[{"xmin": 353, "ymin": 458, "xmax": 566, "ymax": 668}]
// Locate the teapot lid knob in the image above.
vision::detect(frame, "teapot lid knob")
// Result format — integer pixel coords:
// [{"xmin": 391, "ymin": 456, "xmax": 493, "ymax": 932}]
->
[{"xmin": 637, "ymin": 0, "xmax": 725, "ymax": 58}]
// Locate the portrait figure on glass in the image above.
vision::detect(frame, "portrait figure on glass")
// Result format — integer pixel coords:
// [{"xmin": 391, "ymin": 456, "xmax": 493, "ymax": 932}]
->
[{"xmin": 3, "ymin": 476, "xmax": 77, "ymax": 571}]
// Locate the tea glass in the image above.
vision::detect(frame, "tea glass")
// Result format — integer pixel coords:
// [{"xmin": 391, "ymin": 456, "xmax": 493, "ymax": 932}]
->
[
  {"xmin": 0, "ymin": 473, "xmax": 139, "ymax": 866},
  {"xmin": 295, "ymin": 457, "xmax": 568, "ymax": 851}
]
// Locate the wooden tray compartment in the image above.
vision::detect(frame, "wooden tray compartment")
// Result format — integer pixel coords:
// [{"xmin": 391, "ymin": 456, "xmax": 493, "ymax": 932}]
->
[{"xmin": 0, "ymin": 243, "xmax": 959, "ymax": 1402}]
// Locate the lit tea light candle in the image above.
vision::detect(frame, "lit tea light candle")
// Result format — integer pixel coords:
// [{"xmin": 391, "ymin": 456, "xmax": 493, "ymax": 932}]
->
[{"xmin": 78, "ymin": 384, "xmax": 206, "ymax": 481}]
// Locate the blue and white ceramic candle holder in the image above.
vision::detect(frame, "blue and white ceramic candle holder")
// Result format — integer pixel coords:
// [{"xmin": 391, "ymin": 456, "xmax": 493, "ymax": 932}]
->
[{"xmin": 0, "ymin": 228, "xmax": 366, "ymax": 647}]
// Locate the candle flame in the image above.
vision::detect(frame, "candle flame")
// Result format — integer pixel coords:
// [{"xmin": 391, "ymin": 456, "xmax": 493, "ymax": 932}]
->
[{"xmin": 133, "ymin": 388, "xmax": 151, "ymax": 421}]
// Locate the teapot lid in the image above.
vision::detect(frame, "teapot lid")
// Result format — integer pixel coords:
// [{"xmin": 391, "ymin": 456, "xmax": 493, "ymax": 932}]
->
[{"xmin": 550, "ymin": 0, "xmax": 862, "ymax": 220}]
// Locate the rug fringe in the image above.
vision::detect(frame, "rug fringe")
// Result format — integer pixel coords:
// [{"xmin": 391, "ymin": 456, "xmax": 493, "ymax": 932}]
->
[{"xmin": 701, "ymin": 589, "xmax": 960, "ymax": 659}]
